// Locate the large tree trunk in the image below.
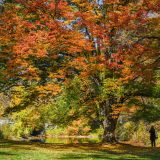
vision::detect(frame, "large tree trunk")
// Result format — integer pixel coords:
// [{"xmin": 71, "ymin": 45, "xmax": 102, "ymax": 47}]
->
[
  {"xmin": 102, "ymin": 114, "xmax": 119, "ymax": 143},
  {"xmin": 100, "ymin": 99, "xmax": 119, "ymax": 143}
]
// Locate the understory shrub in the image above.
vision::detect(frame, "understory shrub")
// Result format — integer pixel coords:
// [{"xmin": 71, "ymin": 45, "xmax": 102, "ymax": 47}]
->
[
  {"xmin": 116, "ymin": 120, "xmax": 160, "ymax": 146},
  {"xmin": 66, "ymin": 119, "xmax": 91, "ymax": 136}
]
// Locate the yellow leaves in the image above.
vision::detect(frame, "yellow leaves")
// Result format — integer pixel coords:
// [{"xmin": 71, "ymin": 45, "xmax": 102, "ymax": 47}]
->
[
  {"xmin": 9, "ymin": 86, "xmax": 26, "ymax": 107},
  {"xmin": 11, "ymin": 95, "xmax": 22, "ymax": 106},
  {"xmin": 121, "ymin": 67, "xmax": 132, "ymax": 76},
  {"xmin": 69, "ymin": 57, "xmax": 87, "ymax": 71},
  {"xmin": 49, "ymin": 73, "xmax": 65, "ymax": 79},
  {"xmin": 36, "ymin": 84, "xmax": 61, "ymax": 96},
  {"xmin": 111, "ymin": 103, "xmax": 139, "ymax": 119},
  {"xmin": 105, "ymin": 0, "xmax": 120, "ymax": 4},
  {"xmin": 72, "ymin": 0, "xmax": 93, "ymax": 10},
  {"xmin": 124, "ymin": 60, "xmax": 134, "ymax": 66},
  {"xmin": 65, "ymin": 32, "xmax": 92, "ymax": 53},
  {"xmin": 26, "ymin": 66, "xmax": 38, "ymax": 75},
  {"xmin": 80, "ymin": 71, "xmax": 90, "ymax": 78},
  {"xmin": 120, "ymin": 67, "xmax": 134, "ymax": 82},
  {"xmin": 11, "ymin": 106, "xmax": 41, "ymax": 131},
  {"xmin": 111, "ymin": 104, "xmax": 127, "ymax": 115},
  {"xmin": 104, "ymin": 78, "xmax": 122, "ymax": 90}
]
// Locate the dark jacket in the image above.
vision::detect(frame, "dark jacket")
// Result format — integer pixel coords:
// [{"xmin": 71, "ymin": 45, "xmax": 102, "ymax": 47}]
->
[{"xmin": 149, "ymin": 127, "xmax": 156, "ymax": 140}]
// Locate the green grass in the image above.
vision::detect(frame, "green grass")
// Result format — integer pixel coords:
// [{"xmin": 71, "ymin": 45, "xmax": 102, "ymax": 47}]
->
[{"xmin": 0, "ymin": 140, "xmax": 160, "ymax": 160}]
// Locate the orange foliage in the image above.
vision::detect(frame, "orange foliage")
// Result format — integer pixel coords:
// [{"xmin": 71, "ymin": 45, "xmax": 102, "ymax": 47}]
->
[
  {"xmin": 66, "ymin": 118, "xmax": 91, "ymax": 136},
  {"xmin": 0, "ymin": 0, "xmax": 159, "ymax": 100}
]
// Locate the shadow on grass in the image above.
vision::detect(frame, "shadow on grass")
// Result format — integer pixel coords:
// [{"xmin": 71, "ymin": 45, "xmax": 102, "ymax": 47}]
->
[
  {"xmin": 38, "ymin": 142, "xmax": 160, "ymax": 160},
  {"xmin": 0, "ymin": 140, "xmax": 159, "ymax": 160},
  {"xmin": 56, "ymin": 153, "xmax": 140, "ymax": 160},
  {"xmin": 0, "ymin": 140, "xmax": 35, "ymax": 150},
  {"xmin": 0, "ymin": 151, "xmax": 16, "ymax": 156}
]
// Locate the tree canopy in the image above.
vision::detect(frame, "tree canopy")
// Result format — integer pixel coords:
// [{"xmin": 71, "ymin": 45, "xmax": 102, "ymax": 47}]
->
[{"xmin": 0, "ymin": 0, "xmax": 159, "ymax": 142}]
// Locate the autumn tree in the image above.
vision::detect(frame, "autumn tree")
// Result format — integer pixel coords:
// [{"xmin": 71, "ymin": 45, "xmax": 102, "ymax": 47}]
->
[
  {"xmin": 63, "ymin": 0, "xmax": 160, "ymax": 142},
  {"xmin": 0, "ymin": 0, "xmax": 92, "ymax": 136},
  {"xmin": 0, "ymin": 0, "xmax": 159, "ymax": 142}
]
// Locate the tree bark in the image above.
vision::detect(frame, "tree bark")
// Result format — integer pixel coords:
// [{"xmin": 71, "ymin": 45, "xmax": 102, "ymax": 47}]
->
[
  {"xmin": 102, "ymin": 114, "xmax": 118, "ymax": 143},
  {"xmin": 100, "ymin": 99, "xmax": 119, "ymax": 143}
]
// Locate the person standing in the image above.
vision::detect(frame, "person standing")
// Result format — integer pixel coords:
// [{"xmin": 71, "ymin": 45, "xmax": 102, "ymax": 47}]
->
[{"xmin": 149, "ymin": 126, "xmax": 157, "ymax": 147}]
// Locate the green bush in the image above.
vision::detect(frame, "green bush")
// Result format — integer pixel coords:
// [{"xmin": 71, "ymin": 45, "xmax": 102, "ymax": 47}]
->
[
  {"xmin": 45, "ymin": 127, "xmax": 66, "ymax": 137},
  {"xmin": 116, "ymin": 121, "xmax": 136, "ymax": 141},
  {"xmin": 116, "ymin": 120, "xmax": 160, "ymax": 146},
  {"xmin": 0, "ymin": 130, "xmax": 3, "ymax": 139},
  {"xmin": 131, "ymin": 121, "xmax": 150, "ymax": 146},
  {"xmin": 0, "ymin": 125, "xmax": 13, "ymax": 139}
]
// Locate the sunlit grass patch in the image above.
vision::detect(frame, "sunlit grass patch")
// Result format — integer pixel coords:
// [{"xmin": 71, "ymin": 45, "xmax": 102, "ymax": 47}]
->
[{"xmin": 0, "ymin": 140, "xmax": 160, "ymax": 160}]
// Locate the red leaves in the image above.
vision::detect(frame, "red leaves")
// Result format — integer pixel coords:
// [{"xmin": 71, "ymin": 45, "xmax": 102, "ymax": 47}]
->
[
  {"xmin": 49, "ymin": 2, "xmax": 55, "ymax": 10},
  {"xmin": 0, "ymin": 0, "xmax": 159, "ymax": 90}
]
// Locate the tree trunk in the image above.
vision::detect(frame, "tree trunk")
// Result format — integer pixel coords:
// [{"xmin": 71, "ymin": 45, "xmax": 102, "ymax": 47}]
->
[
  {"xmin": 102, "ymin": 115, "xmax": 118, "ymax": 143},
  {"xmin": 100, "ymin": 99, "xmax": 119, "ymax": 143}
]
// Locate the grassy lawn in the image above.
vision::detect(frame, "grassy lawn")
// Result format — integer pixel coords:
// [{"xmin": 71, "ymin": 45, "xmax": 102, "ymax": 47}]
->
[{"xmin": 0, "ymin": 140, "xmax": 160, "ymax": 160}]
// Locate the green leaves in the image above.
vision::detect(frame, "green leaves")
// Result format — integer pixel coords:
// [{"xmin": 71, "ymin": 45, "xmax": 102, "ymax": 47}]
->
[{"xmin": 101, "ymin": 78, "xmax": 124, "ymax": 100}]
